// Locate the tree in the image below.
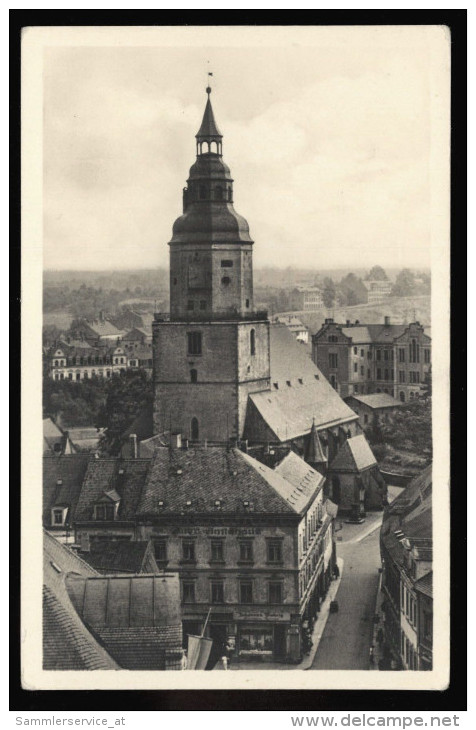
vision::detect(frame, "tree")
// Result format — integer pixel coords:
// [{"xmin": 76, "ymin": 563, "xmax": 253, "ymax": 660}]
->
[
  {"xmin": 97, "ymin": 371, "xmax": 153, "ymax": 455},
  {"xmin": 392, "ymin": 268, "xmax": 415, "ymax": 298},
  {"xmin": 338, "ymin": 273, "xmax": 368, "ymax": 306},
  {"xmin": 322, "ymin": 277, "xmax": 336, "ymax": 309},
  {"xmin": 367, "ymin": 266, "xmax": 388, "ymax": 281}
]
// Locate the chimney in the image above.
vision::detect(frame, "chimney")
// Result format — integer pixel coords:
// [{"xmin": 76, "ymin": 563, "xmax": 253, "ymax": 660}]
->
[
  {"xmin": 170, "ymin": 432, "xmax": 182, "ymax": 449},
  {"xmin": 129, "ymin": 433, "xmax": 138, "ymax": 459},
  {"xmin": 355, "ymin": 320, "xmax": 360, "ymax": 325},
  {"xmin": 346, "ymin": 319, "xmax": 350, "ymax": 325},
  {"xmin": 384, "ymin": 316, "xmax": 390, "ymax": 326}
]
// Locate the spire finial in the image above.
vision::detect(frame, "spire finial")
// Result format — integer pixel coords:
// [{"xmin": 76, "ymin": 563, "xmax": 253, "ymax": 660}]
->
[{"xmin": 206, "ymin": 85, "xmax": 212, "ymax": 96}]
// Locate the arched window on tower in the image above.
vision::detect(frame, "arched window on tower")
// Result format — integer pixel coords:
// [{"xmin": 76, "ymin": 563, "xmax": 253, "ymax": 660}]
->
[
  {"xmin": 250, "ymin": 328, "xmax": 256, "ymax": 356},
  {"xmin": 190, "ymin": 369, "xmax": 197, "ymax": 383},
  {"xmin": 227, "ymin": 188, "xmax": 232, "ymax": 202},
  {"xmin": 191, "ymin": 417, "xmax": 199, "ymax": 441},
  {"xmin": 199, "ymin": 185, "xmax": 207, "ymax": 200},
  {"xmin": 211, "ymin": 141, "xmax": 219, "ymax": 154},
  {"xmin": 215, "ymin": 185, "xmax": 223, "ymax": 200}
]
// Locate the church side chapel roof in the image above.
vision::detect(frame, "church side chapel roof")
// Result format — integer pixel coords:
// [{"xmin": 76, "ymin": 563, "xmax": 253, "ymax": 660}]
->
[
  {"xmin": 248, "ymin": 325, "xmax": 357, "ymax": 441},
  {"xmin": 328, "ymin": 434, "xmax": 377, "ymax": 473},
  {"xmin": 74, "ymin": 458, "xmax": 150, "ymax": 522},
  {"xmin": 137, "ymin": 446, "xmax": 321, "ymax": 517},
  {"xmin": 273, "ymin": 451, "xmax": 325, "ymax": 512}
]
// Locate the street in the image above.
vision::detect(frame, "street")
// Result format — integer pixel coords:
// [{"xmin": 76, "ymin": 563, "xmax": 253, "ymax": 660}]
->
[{"xmin": 310, "ymin": 526, "xmax": 381, "ymax": 670}]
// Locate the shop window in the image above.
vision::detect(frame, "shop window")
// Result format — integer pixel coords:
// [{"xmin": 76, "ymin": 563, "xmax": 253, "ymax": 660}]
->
[
  {"xmin": 239, "ymin": 540, "xmax": 253, "ymax": 562},
  {"xmin": 239, "ymin": 627, "xmax": 273, "ymax": 654},
  {"xmin": 182, "ymin": 581, "xmax": 195, "ymax": 603},
  {"xmin": 182, "ymin": 539, "xmax": 196, "ymax": 562},
  {"xmin": 211, "ymin": 581, "xmax": 224, "ymax": 604},
  {"xmin": 210, "ymin": 540, "xmax": 224, "ymax": 562},
  {"xmin": 187, "ymin": 332, "xmax": 202, "ymax": 355},
  {"xmin": 268, "ymin": 582, "xmax": 283, "ymax": 604},
  {"xmin": 267, "ymin": 540, "xmax": 283, "ymax": 564},
  {"xmin": 240, "ymin": 581, "xmax": 253, "ymax": 604}
]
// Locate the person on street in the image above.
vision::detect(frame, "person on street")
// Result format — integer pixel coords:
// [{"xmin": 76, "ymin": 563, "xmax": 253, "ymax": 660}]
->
[{"xmin": 180, "ymin": 648, "xmax": 188, "ymax": 670}]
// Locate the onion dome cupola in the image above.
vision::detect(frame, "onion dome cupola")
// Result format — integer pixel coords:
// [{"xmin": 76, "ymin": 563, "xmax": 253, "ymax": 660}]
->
[{"xmin": 170, "ymin": 86, "xmax": 253, "ymax": 245}]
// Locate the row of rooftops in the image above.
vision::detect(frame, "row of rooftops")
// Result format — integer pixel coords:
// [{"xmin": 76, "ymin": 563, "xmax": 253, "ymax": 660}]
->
[
  {"xmin": 380, "ymin": 464, "xmax": 433, "ymax": 597},
  {"xmin": 314, "ymin": 317, "xmax": 431, "ymax": 346}
]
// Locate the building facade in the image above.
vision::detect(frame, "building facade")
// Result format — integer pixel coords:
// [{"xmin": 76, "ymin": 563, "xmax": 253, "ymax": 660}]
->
[
  {"xmin": 275, "ymin": 315, "xmax": 310, "ymax": 343},
  {"xmin": 312, "ymin": 317, "xmax": 431, "ymax": 401},
  {"xmin": 70, "ymin": 447, "xmax": 337, "ymax": 665},
  {"xmin": 289, "ymin": 287, "xmax": 324, "ymax": 312},
  {"xmin": 379, "ymin": 466, "xmax": 433, "ymax": 670},
  {"xmin": 364, "ymin": 279, "xmax": 393, "ymax": 304}
]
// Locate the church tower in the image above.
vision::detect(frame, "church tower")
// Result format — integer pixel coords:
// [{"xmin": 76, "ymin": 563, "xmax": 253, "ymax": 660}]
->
[{"xmin": 153, "ymin": 87, "xmax": 271, "ymax": 442}]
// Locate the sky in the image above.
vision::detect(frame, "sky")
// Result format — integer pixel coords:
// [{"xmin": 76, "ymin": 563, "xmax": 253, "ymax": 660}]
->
[{"xmin": 42, "ymin": 27, "xmax": 447, "ymax": 272}]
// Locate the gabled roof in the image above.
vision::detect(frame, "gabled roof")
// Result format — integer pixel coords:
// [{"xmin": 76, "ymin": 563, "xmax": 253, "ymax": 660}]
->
[
  {"xmin": 196, "ymin": 94, "xmax": 222, "ymax": 138},
  {"xmin": 80, "ymin": 540, "xmax": 158, "ymax": 574},
  {"xmin": 43, "ymin": 454, "xmax": 91, "ymax": 526},
  {"xmin": 329, "ymin": 434, "xmax": 377, "ymax": 473},
  {"xmin": 84, "ymin": 320, "xmax": 124, "ymax": 337},
  {"xmin": 414, "ymin": 571, "xmax": 433, "ymax": 598},
  {"xmin": 65, "ymin": 572, "xmax": 181, "ymax": 669},
  {"xmin": 347, "ymin": 393, "xmax": 403, "ymax": 410},
  {"xmin": 273, "ymin": 451, "xmax": 324, "ymax": 512},
  {"xmin": 247, "ymin": 325, "xmax": 357, "ymax": 441},
  {"xmin": 137, "ymin": 446, "xmax": 309, "ymax": 517},
  {"xmin": 123, "ymin": 327, "xmax": 149, "ymax": 340},
  {"xmin": 43, "ymin": 531, "xmax": 118, "ymax": 670},
  {"xmin": 75, "ymin": 458, "xmax": 150, "ymax": 522},
  {"xmin": 340, "ymin": 326, "xmax": 373, "ymax": 343}
]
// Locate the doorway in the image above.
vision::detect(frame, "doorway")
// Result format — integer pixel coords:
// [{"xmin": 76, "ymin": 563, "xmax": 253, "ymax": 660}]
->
[{"xmin": 205, "ymin": 623, "xmax": 228, "ymax": 670}]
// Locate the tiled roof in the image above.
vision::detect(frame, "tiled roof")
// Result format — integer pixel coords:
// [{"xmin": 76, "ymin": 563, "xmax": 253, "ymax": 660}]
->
[
  {"xmin": 347, "ymin": 393, "xmax": 403, "ymax": 410},
  {"xmin": 341, "ymin": 326, "xmax": 373, "ymax": 343},
  {"xmin": 137, "ymin": 446, "xmax": 306, "ymax": 516},
  {"xmin": 65, "ymin": 572, "xmax": 182, "ymax": 669},
  {"xmin": 81, "ymin": 540, "xmax": 157, "ymax": 574},
  {"xmin": 328, "ymin": 434, "xmax": 377, "ymax": 473},
  {"xmin": 43, "ymin": 454, "xmax": 91, "ymax": 526},
  {"xmin": 85, "ymin": 320, "xmax": 124, "ymax": 337},
  {"xmin": 273, "ymin": 451, "xmax": 324, "ymax": 512},
  {"xmin": 43, "ymin": 531, "xmax": 118, "ymax": 670},
  {"xmin": 248, "ymin": 325, "xmax": 356, "ymax": 441},
  {"xmin": 414, "ymin": 571, "xmax": 433, "ymax": 598},
  {"xmin": 74, "ymin": 458, "xmax": 150, "ymax": 522}
]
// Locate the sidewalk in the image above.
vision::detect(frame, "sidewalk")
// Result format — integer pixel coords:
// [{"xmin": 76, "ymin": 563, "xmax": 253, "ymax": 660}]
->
[
  {"xmin": 369, "ymin": 570, "xmax": 385, "ymax": 671},
  {"xmin": 213, "ymin": 557, "xmax": 344, "ymax": 671}
]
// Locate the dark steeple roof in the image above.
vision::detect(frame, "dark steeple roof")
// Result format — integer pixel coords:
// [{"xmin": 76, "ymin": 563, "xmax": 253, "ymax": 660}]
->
[
  {"xmin": 196, "ymin": 87, "xmax": 222, "ymax": 139},
  {"xmin": 305, "ymin": 419, "xmax": 327, "ymax": 465}
]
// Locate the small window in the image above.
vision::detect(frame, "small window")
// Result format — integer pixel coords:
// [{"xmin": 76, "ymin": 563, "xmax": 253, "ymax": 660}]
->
[
  {"xmin": 187, "ymin": 332, "xmax": 202, "ymax": 355},
  {"xmin": 182, "ymin": 540, "xmax": 195, "ymax": 562},
  {"xmin": 367, "ymin": 369, "xmax": 371, "ymax": 379},
  {"xmin": 240, "ymin": 581, "xmax": 253, "ymax": 604},
  {"xmin": 268, "ymin": 582, "xmax": 283, "ymax": 604},
  {"xmin": 239, "ymin": 541, "xmax": 253, "ymax": 562},
  {"xmin": 245, "ymin": 298, "xmax": 250, "ymax": 308},
  {"xmin": 191, "ymin": 417, "xmax": 199, "ymax": 441},
  {"xmin": 210, "ymin": 540, "xmax": 224, "ymax": 562},
  {"xmin": 364, "ymin": 414, "xmax": 369, "ymax": 424},
  {"xmin": 353, "ymin": 347, "xmax": 358, "ymax": 355},
  {"xmin": 190, "ymin": 369, "xmax": 198, "ymax": 383},
  {"xmin": 250, "ymin": 328, "xmax": 256, "ymax": 356},
  {"xmin": 215, "ymin": 185, "xmax": 223, "ymax": 200},
  {"xmin": 227, "ymin": 188, "xmax": 232, "ymax": 201},
  {"xmin": 211, "ymin": 581, "xmax": 224, "ymax": 604},
  {"xmin": 329, "ymin": 353, "xmax": 338, "ymax": 368},
  {"xmin": 221, "ymin": 259, "xmax": 233, "ymax": 268},
  {"xmin": 199, "ymin": 300, "xmax": 207, "ymax": 310},
  {"xmin": 155, "ymin": 540, "xmax": 167, "ymax": 562},
  {"xmin": 360, "ymin": 349, "xmax": 364, "ymax": 357},
  {"xmin": 354, "ymin": 363, "xmax": 358, "ymax": 373},
  {"xmin": 94, "ymin": 504, "xmax": 115, "ymax": 521},
  {"xmin": 424, "ymin": 349, "xmax": 431, "ymax": 364},
  {"xmin": 360, "ymin": 366, "xmax": 364, "ymax": 376},
  {"xmin": 182, "ymin": 581, "xmax": 195, "ymax": 603},
  {"xmin": 376, "ymin": 350, "xmax": 382, "ymax": 361},
  {"xmin": 222, "ymin": 276, "xmax": 231, "ymax": 285},
  {"xmin": 384, "ymin": 350, "xmax": 389, "ymax": 361},
  {"xmin": 53, "ymin": 509, "xmax": 64, "ymax": 525},
  {"xmin": 267, "ymin": 540, "xmax": 282, "ymax": 563}
]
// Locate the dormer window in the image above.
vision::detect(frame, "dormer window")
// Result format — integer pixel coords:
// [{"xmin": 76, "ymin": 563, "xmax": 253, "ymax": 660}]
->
[
  {"xmin": 94, "ymin": 504, "xmax": 115, "ymax": 521},
  {"xmin": 51, "ymin": 507, "xmax": 67, "ymax": 526}
]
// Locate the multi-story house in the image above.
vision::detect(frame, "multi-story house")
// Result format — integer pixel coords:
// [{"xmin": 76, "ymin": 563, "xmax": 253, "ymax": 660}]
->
[
  {"xmin": 70, "ymin": 445, "xmax": 336, "ymax": 665},
  {"xmin": 364, "ymin": 279, "xmax": 393, "ymax": 304},
  {"xmin": 47, "ymin": 340, "xmax": 152, "ymax": 381},
  {"xmin": 312, "ymin": 317, "xmax": 431, "ymax": 402},
  {"xmin": 289, "ymin": 286, "xmax": 324, "ymax": 312},
  {"xmin": 379, "ymin": 465, "xmax": 432, "ymax": 670}
]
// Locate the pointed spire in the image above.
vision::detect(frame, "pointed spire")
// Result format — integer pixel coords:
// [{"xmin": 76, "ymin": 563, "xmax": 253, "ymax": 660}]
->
[
  {"xmin": 196, "ymin": 86, "xmax": 222, "ymax": 139},
  {"xmin": 305, "ymin": 418, "xmax": 327, "ymax": 465}
]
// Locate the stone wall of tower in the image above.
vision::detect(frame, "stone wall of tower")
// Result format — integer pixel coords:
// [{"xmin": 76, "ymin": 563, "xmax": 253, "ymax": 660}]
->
[
  {"xmin": 170, "ymin": 243, "xmax": 254, "ymax": 318},
  {"xmin": 153, "ymin": 319, "xmax": 270, "ymax": 441}
]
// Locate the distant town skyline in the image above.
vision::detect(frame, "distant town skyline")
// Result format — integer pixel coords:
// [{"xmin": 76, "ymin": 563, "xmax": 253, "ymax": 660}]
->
[{"xmin": 43, "ymin": 27, "xmax": 445, "ymax": 272}]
